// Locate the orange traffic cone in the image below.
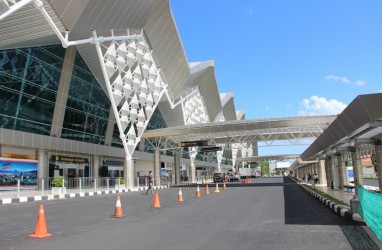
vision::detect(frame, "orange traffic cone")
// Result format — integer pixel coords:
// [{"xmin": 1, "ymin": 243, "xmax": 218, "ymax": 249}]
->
[
  {"xmin": 177, "ymin": 188, "xmax": 184, "ymax": 202},
  {"xmin": 29, "ymin": 204, "xmax": 52, "ymax": 238},
  {"xmin": 113, "ymin": 194, "xmax": 124, "ymax": 218},
  {"xmin": 152, "ymin": 191, "xmax": 161, "ymax": 208},
  {"xmin": 167, "ymin": 182, "xmax": 171, "ymax": 188},
  {"xmin": 196, "ymin": 185, "xmax": 201, "ymax": 198},
  {"xmin": 205, "ymin": 184, "xmax": 210, "ymax": 195},
  {"xmin": 223, "ymin": 181, "xmax": 227, "ymax": 191},
  {"xmin": 214, "ymin": 182, "xmax": 220, "ymax": 193}
]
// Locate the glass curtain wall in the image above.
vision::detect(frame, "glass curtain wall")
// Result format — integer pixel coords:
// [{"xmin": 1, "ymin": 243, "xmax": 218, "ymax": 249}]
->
[
  {"xmin": 0, "ymin": 45, "xmax": 65, "ymax": 134},
  {"xmin": 61, "ymin": 51, "xmax": 110, "ymax": 144}
]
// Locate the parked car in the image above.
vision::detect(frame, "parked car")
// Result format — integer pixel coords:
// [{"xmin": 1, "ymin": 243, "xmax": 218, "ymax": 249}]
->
[
  {"xmin": 213, "ymin": 173, "xmax": 225, "ymax": 183},
  {"xmin": 227, "ymin": 172, "xmax": 239, "ymax": 182}
]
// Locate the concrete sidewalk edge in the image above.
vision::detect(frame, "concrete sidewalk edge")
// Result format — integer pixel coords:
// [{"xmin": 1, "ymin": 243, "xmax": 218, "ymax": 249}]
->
[{"xmin": 0, "ymin": 186, "xmax": 167, "ymax": 205}]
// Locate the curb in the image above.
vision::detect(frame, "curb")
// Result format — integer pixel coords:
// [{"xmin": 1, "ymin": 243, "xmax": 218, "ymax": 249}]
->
[
  {"xmin": 299, "ymin": 183, "xmax": 364, "ymax": 222},
  {"xmin": 0, "ymin": 185, "xmax": 167, "ymax": 206}
]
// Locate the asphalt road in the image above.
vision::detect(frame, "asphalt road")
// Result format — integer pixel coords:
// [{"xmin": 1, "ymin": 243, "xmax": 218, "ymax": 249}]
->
[{"xmin": 0, "ymin": 177, "xmax": 379, "ymax": 250}]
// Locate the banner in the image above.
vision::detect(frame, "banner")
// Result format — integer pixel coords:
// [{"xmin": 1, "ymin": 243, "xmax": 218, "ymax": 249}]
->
[{"xmin": 0, "ymin": 158, "xmax": 38, "ymax": 187}]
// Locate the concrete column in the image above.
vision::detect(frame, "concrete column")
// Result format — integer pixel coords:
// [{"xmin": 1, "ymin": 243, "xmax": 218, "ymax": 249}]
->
[
  {"xmin": 331, "ymin": 156, "xmax": 340, "ymax": 190},
  {"xmin": 124, "ymin": 158, "xmax": 135, "ymax": 189},
  {"xmin": 337, "ymin": 153, "xmax": 345, "ymax": 189},
  {"xmin": 154, "ymin": 149, "xmax": 160, "ymax": 186},
  {"xmin": 217, "ymin": 160, "xmax": 222, "ymax": 173},
  {"xmin": 190, "ymin": 148, "xmax": 197, "ymax": 183},
  {"xmin": 351, "ymin": 146, "xmax": 364, "ymax": 191},
  {"xmin": 38, "ymin": 149, "xmax": 48, "ymax": 190},
  {"xmin": 374, "ymin": 143, "xmax": 382, "ymax": 192},
  {"xmin": 174, "ymin": 150, "xmax": 181, "ymax": 185},
  {"xmin": 50, "ymin": 46, "xmax": 76, "ymax": 137},
  {"xmin": 325, "ymin": 158, "xmax": 332, "ymax": 187},
  {"xmin": 92, "ymin": 155, "xmax": 100, "ymax": 179},
  {"xmin": 350, "ymin": 146, "xmax": 363, "ymax": 213},
  {"xmin": 104, "ymin": 108, "xmax": 115, "ymax": 146},
  {"xmin": 318, "ymin": 159, "xmax": 327, "ymax": 185}
]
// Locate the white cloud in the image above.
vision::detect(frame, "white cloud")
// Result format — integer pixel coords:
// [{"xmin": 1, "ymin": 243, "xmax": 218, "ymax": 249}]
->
[
  {"xmin": 324, "ymin": 74, "xmax": 367, "ymax": 86},
  {"xmin": 265, "ymin": 106, "xmax": 270, "ymax": 111},
  {"xmin": 324, "ymin": 75, "xmax": 350, "ymax": 84},
  {"xmin": 355, "ymin": 80, "xmax": 366, "ymax": 86},
  {"xmin": 299, "ymin": 96, "xmax": 347, "ymax": 116}
]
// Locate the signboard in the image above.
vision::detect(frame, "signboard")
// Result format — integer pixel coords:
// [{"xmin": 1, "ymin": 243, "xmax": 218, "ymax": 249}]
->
[
  {"xmin": 181, "ymin": 140, "xmax": 208, "ymax": 148},
  {"xmin": 51, "ymin": 155, "xmax": 89, "ymax": 164},
  {"xmin": 0, "ymin": 158, "xmax": 38, "ymax": 187},
  {"xmin": 199, "ymin": 146, "xmax": 222, "ymax": 152}
]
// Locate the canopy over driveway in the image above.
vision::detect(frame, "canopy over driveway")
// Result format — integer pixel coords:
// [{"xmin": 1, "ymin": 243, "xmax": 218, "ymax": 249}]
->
[
  {"xmin": 142, "ymin": 115, "xmax": 336, "ymax": 149},
  {"xmin": 301, "ymin": 93, "xmax": 382, "ymax": 161}
]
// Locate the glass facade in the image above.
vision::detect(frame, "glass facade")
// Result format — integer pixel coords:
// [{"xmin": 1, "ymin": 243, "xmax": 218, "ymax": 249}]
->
[
  {"xmin": 61, "ymin": 50, "xmax": 110, "ymax": 144},
  {"xmin": 0, "ymin": 44, "xmax": 111, "ymax": 145},
  {"xmin": 0, "ymin": 45, "xmax": 65, "ymax": 135}
]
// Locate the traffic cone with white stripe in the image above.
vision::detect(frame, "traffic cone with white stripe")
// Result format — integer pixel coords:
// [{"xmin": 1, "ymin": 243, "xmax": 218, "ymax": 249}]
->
[
  {"xmin": 29, "ymin": 204, "xmax": 52, "ymax": 238},
  {"xmin": 223, "ymin": 181, "xmax": 227, "ymax": 191},
  {"xmin": 113, "ymin": 195, "xmax": 124, "ymax": 218},
  {"xmin": 177, "ymin": 188, "xmax": 184, "ymax": 202},
  {"xmin": 196, "ymin": 185, "xmax": 201, "ymax": 198}
]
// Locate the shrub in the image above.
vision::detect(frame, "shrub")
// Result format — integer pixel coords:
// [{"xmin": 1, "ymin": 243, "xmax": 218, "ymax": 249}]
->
[
  {"xmin": 116, "ymin": 178, "xmax": 124, "ymax": 185},
  {"xmin": 51, "ymin": 176, "xmax": 67, "ymax": 187}
]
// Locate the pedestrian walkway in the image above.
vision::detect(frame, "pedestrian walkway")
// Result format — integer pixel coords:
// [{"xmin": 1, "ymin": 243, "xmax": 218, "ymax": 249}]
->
[
  {"xmin": 314, "ymin": 184, "xmax": 355, "ymax": 206},
  {"xmin": 0, "ymin": 185, "xmax": 166, "ymax": 205}
]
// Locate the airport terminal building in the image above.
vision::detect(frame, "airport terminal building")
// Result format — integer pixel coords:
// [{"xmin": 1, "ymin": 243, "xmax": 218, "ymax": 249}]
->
[{"xmin": 0, "ymin": 0, "xmax": 243, "ymax": 189}]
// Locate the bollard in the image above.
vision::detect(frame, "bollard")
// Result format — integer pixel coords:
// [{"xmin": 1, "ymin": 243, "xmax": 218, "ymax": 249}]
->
[
  {"xmin": 79, "ymin": 178, "xmax": 82, "ymax": 193},
  {"xmin": 41, "ymin": 179, "xmax": 45, "ymax": 196},
  {"xmin": 17, "ymin": 179, "xmax": 20, "ymax": 198}
]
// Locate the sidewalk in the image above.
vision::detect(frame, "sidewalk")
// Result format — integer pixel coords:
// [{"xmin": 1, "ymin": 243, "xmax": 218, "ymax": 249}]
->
[
  {"xmin": 314, "ymin": 184, "xmax": 355, "ymax": 206},
  {"xmin": 0, "ymin": 185, "xmax": 166, "ymax": 205}
]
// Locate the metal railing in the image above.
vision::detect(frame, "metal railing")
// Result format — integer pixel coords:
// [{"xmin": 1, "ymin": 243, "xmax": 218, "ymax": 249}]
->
[{"xmin": 0, "ymin": 177, "xmax": 129, "ymax": 198}]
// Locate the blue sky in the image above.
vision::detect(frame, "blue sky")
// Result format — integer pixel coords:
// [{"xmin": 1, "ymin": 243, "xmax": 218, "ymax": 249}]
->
[{"xmin": 171, "ymin": 0, "xmax": 382, "ymax": 119}]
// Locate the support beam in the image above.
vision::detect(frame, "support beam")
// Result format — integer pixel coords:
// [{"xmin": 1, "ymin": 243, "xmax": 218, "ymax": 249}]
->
[
  {"xmin": 154, "ymin": 149, "xmax": 160, "ymax": 187},
  {"xmin": 50, "ymin": 46, "xmax": 76, "ymax": 137}
]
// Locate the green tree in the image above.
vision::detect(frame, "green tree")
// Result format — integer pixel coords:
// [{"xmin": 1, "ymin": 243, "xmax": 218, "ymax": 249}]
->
[
  {"xmin": 372, "ymin": 154, "xmax": 378, "ymax": 175},
  {"xmin": 260, "ymin": 160, "xmax": 270, "ymax": 176}
]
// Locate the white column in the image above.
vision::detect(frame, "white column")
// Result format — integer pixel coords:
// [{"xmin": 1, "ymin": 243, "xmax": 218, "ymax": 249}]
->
[
  {"xmin": 154, "ymin": 149, "xmax": 160, "ymax": 186},
  {"xmin": 351, "ymin": 146, "xmax": 364, "ymax": 192},
  {"xmin": 217, "ymin": 160, "xmax": 222, "ymax": 173},
  {"xmin": 38, "ymin": 149, "xmax": 48, "ymax": 190},
  {"xmin": 124, "ymin": 158, "xmax": 135, "ymax": 189},
  {"xmin": 92, "ymin": 155, "xmax": 100, "ymax": 179},
  {"xmin": 337, "ymin": 153, "xmax": 345, "ymax": 189},
  {"xmin": 318, "ymin": 159, "xmax": 327, "ymax": 185},
  {"xmin": 325, "ymin": 158, "xmax": 332, "ymax": 187},
  {"xmin": 331, "ymin": 156, "xmax": 340, "ymax": 190},
  {"xmin": 190, "ymin": 148, "xmax": 197, "ymax": 183}
]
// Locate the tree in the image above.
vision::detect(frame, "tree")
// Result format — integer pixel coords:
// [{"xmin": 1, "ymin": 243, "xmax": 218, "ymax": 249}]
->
[
  {"xmin": 372, "ymin": 154, "xmax": 378, "ymax": 175},
  {"xmin": 260, "ymin": 160, "xmax": 270, "ymax": 177}
]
